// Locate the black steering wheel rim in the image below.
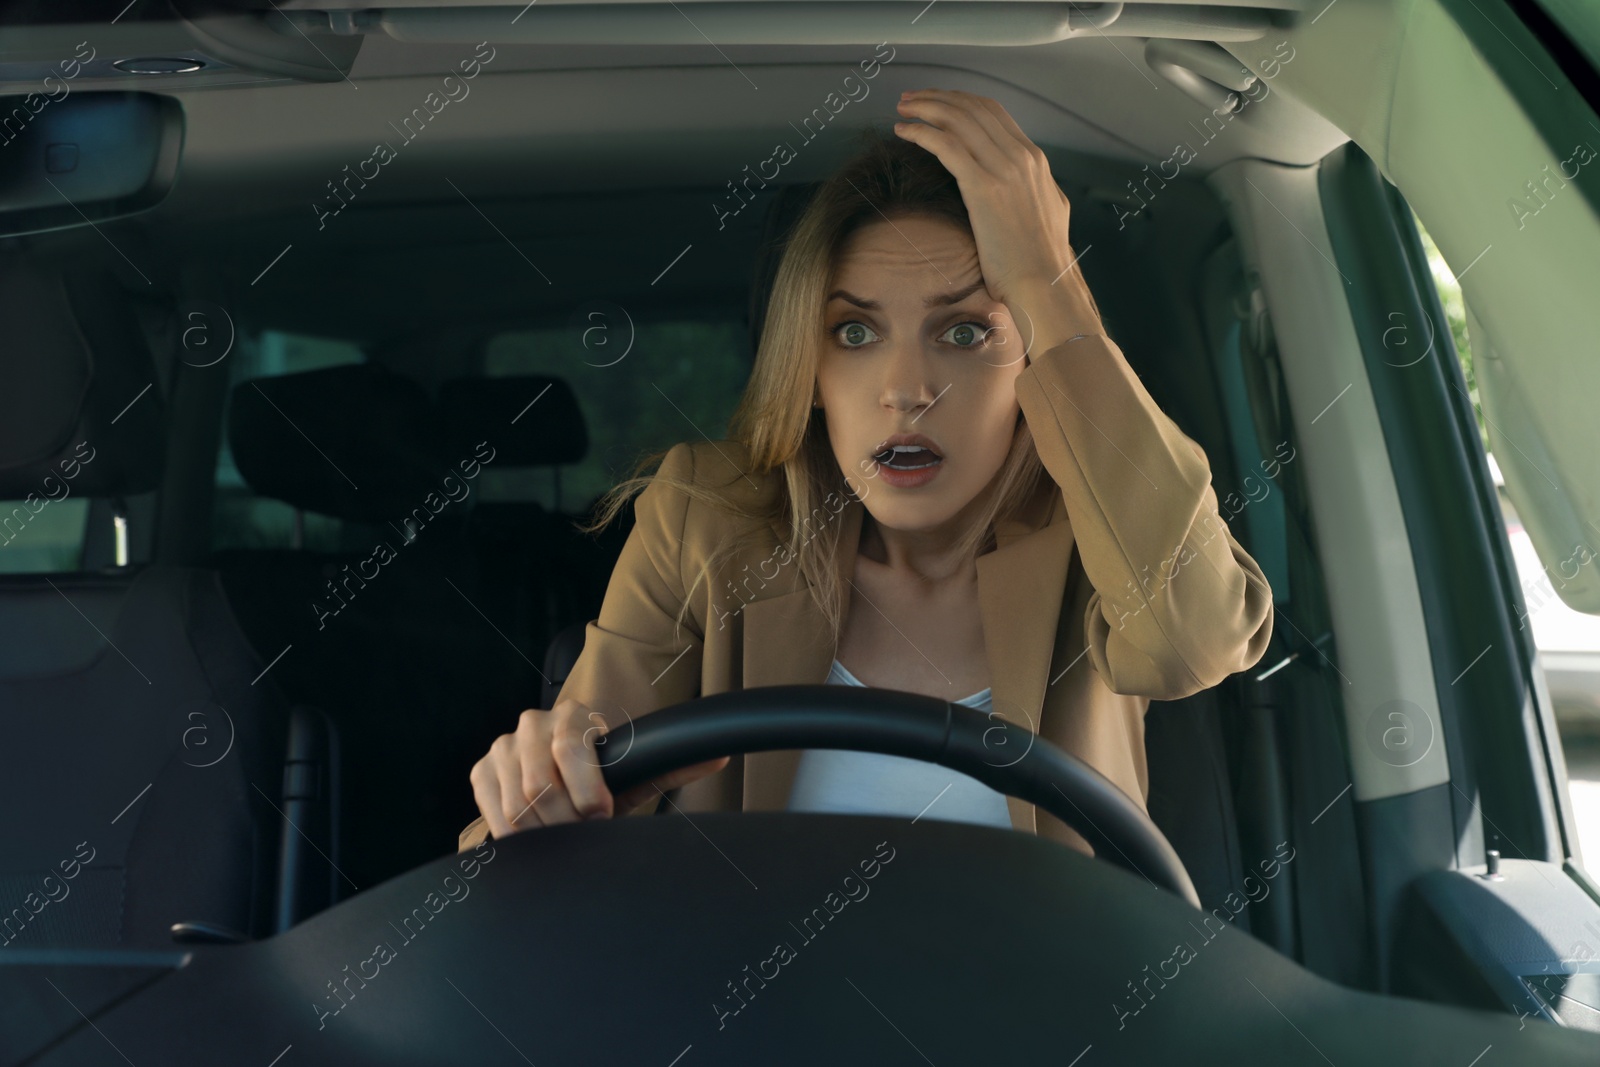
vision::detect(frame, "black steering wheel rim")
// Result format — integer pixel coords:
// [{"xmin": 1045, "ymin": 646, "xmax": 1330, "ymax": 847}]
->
[{"xmin": 594, "ymin": 684, "xmax": 1200, "ymax": 907}]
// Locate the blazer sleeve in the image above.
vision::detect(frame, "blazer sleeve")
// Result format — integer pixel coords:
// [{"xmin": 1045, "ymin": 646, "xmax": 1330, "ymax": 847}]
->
[
  {"xmin": 558, "ymin": 440, "xmax": 705, "ymax": 729},
  {"xmin": 1014, "ymin": 331, "xmax": 1275, "ymax": 700},
  {"xmin": 457, "ymin": 442, "xmax": 704, "ymax": 851}
]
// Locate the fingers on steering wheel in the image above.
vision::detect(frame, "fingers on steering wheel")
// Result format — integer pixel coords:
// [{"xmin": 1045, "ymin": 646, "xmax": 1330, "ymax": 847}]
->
[
  {"xmin": 470, "ymin": 758, "xmax": 514, "ymax": 840},
  {"xmin": 488, "ymin": 729, "xmax": 539, "ymax": 836},
  {"xmin": 550, "ymin": 702, "xmax": 613, "ymax": 820},
  {"xmin": 521, "ymin": 757, "xmax": 584, "ymax": 828}
]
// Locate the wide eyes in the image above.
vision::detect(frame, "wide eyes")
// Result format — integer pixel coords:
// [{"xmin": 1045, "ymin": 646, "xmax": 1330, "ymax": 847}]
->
[
  {"xmin": 835, "ymin": 320, "xmax": 878, "ymax": 347},
  {"xmin": 942, "ymin": 321, "xmax": 988, "ymax": 347},
  {"xmin": 829, "ymin": 319, "xmax": 994, "ymax": 349}
]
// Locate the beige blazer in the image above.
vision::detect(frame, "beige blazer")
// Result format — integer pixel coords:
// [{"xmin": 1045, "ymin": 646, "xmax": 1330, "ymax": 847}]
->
[{"xmin": 458, "ymin": 330, "xmax": 1275, "ymax": 857}]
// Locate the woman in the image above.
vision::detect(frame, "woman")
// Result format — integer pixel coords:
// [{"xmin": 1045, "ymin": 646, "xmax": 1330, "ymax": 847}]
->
[{"xmin": 462, "ymin": 89, "xmax": 1274, "ymax": 857}]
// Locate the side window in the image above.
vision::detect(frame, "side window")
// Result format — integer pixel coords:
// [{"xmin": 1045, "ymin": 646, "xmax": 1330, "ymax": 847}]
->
[
  {"xmin": 212, "ymin": 330, "xmax": 365, "ymax": 552},
  {"xmin": 1413, "ymin": 211, "xmax": 1600, "ymax": 870},
  {"xmin": 0, "ymin": 495, "xmax": 89, "ymax": 573},
  {"xmin": 484, "ymin": 319, "xmax": 749, "ymax": 513}
]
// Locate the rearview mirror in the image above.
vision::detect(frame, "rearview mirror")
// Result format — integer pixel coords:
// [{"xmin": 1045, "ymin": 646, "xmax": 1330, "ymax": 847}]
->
[{"xmin": 0, "ymin": 91, "xmax": 182, "ymax": 237}]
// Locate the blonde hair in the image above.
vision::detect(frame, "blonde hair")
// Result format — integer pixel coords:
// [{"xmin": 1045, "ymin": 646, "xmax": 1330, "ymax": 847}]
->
[{"xmin": 583, "ymin": 126, "xmax": 1078, "ymax": 647}]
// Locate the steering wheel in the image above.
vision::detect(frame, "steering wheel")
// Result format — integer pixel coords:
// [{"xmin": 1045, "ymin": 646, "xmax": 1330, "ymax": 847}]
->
[{"xmin": 594, "ymin": 684, "xmax": 1200, "ymax": 907}]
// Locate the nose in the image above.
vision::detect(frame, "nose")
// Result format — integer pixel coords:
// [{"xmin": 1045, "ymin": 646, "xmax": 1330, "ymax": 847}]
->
[{"xmin": 879, "ymin": 339, "xmax": 940, "ymax": 416}]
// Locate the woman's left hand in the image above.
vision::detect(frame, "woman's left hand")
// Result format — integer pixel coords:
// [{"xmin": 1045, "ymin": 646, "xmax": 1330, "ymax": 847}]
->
[{"xmin": 891, "ymin": 88, "xmax": 1078, "ymax": 312}]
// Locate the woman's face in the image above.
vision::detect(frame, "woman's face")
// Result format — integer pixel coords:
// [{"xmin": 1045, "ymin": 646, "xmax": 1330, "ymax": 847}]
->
[{"xmin": 817, "ymin": 213, "xmax": 1027, "ymax": 535}]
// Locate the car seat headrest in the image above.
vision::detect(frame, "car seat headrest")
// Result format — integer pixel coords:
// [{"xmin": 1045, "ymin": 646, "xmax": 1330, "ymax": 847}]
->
[
  {"xmin": 436, "ymin": 376, "xmax": 587, "ymax": 467},
  {"xmin": 0, "ymin": 257, "xmax": 168, "ymax": 497},
  {"xmin": 227, "ymin": 364, "xmax": 448, "ymax": 522}
]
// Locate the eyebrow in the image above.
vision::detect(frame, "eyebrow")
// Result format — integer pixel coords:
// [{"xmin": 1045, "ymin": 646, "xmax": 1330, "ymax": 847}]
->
[{"xmin": 826, "ymin": 280, "xmax": 988, "ymax": 311}]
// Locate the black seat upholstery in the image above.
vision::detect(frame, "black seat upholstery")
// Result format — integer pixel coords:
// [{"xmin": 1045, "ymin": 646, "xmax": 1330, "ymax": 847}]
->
[
  {"xmin": 0, "ymin": 257, "xmax": 335, "ymax": 950},
  {"xmin": 213, "ymin": 366, "xmax": 594, "ymax": 889},
  {"xmin": 1145, "ymin": 691, "xmax": 1254, "ymax": 935},
  {"xmin": 437, "ymin": 375, "xmax": 612, "ymax": 672},
  {"xmin": 0, "ymin": 568, "xmax": 294, "ymax": 947},
  {"xmin": 541, "ymin": 620, "xmax": 590, "ymax": 712}
]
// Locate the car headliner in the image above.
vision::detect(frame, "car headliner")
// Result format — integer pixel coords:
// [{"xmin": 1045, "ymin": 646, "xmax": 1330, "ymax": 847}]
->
[
  {"xmin": 0, "ymin": 8, "xmax": 1341, "ymax": 284},
  {"xmin": 0, "ymin": 10, "xmax": 1343, "ymax": 362}
]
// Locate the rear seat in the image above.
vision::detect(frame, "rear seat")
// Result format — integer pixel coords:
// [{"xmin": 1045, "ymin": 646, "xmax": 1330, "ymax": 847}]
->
[
  {"xmin": 213, "ymin": 366, "xmax": 597, "ymax": 888},
  {"xmin": 436, "ymin": 375, "xmax": 615, "ymax": 681},
  {"xmin": 0, "ymin": 257, "xmax": 335, "ymax": 950}
]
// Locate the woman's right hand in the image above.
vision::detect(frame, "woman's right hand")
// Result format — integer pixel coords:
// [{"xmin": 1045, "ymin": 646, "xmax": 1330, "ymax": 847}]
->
[{"xmin": 468, "ymin": 697, "xmax": 731, "ymax": 840}]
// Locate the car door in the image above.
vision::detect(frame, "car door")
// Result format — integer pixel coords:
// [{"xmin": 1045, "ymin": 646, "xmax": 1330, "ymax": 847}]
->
[{"xmin": 1304, "ymin": 0, "xmax": 1600, "ymax": 1029}]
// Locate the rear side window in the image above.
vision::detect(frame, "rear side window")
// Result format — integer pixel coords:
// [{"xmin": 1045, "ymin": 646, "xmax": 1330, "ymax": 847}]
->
[
  {"xmin": 484, "ymin": 319, "xmax": 749, "ymax": 513},
  {"xmin": 212, "ymin": 330, "xmax": 365, "ymax": 551},
  {"xmin": 0, "ymin": 496, "xmax": 89, "ymax": 573},
  {"xmin": 1413, "ymin": 211, "xmax": 1600, "ymax": 872},
  {"xmin": 1410, "ymin": 211, "xmax": 1485, "ymax": 451}
]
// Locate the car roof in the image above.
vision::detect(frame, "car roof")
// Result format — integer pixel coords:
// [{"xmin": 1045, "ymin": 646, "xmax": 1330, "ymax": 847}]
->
[{"xmin": 0, "ymin": 3, "xmax": 1344, "ymax": 214}]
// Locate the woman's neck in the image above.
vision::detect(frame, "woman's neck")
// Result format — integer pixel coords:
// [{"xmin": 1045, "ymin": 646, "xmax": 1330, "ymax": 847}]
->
[{"xmin": 857, "ymin": 511, "xmax": 979, "ymax": 583}]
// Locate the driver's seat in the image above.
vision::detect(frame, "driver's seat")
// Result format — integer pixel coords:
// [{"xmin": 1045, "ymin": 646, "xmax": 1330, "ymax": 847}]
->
[{"xmin": 540, "ymin": 620, "xmax": 590, "ymax": 711}]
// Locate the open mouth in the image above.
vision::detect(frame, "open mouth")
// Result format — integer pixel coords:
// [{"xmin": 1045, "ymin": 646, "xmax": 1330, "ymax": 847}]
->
[{"xmin": 872, "ymin": 442, "xmax": 943, "ymax": 471}]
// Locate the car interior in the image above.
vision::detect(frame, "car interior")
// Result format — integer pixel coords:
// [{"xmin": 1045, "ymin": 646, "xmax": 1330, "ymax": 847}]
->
[{"xmin": 3, "ymin": 0, "xmax": 1600, "ymax": 1062}]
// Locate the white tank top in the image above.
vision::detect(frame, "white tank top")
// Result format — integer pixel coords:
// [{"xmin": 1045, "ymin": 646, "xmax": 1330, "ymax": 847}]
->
[{"xmin": 784, "ymin": 659, "xmax": 1015, "ymax": 830}]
